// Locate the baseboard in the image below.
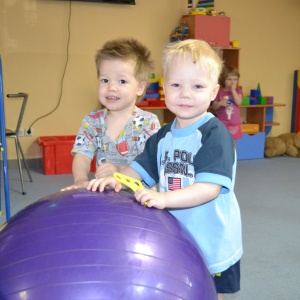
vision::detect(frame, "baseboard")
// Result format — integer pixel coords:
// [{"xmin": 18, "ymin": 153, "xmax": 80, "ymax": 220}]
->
[{"xmin": 1, "ymin": 158, "xmax": 43, "ymax": 169}]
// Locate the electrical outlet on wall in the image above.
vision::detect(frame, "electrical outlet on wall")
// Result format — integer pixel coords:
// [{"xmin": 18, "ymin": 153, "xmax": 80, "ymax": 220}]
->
[
  {"xmin": 24, "ymin": 128, "xmax": 33, "ymax": 136},
  {"xmin": 17, "ymin": 128, "xmax": 24, "ymax": 137}
]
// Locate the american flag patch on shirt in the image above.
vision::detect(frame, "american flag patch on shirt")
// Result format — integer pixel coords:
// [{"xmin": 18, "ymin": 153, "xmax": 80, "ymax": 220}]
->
[{"xmin": 168, "ymin": 177, "xmax": 181, "ymax": 191}]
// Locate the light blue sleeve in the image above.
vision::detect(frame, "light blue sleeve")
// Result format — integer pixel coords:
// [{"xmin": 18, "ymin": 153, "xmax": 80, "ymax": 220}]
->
[{"xmin": 130, "ymin": 161, "xmax": 157, "ymax": 188}]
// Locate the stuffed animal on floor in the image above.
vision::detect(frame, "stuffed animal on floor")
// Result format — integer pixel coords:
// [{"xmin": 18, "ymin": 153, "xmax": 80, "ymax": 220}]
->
[
  {"xmin": 264, "ymin": 136, "xmax": 286, "ymax": 158},
  {"xmin": 264, "ymin": 133, "xmax": 300, "ymax": 158}
]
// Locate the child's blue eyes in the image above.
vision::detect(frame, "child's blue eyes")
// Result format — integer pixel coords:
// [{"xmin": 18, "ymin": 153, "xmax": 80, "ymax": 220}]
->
[{"xmin": 171, "ymin": 84, "xmax": 203, "ymax": 89}]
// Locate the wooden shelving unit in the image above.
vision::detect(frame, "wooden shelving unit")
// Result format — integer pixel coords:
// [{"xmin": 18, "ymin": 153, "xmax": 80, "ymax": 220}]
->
[
  {"xmin": 141, "ymin": 103, "xmax": 286, "ymax": 132},
  {"xmin": 241, "ymin": 103, "xmax": 286, "ymax": 133},
  {"xmin": 218, "ymin": 47, "xmax": 240, "ymax": 69}
]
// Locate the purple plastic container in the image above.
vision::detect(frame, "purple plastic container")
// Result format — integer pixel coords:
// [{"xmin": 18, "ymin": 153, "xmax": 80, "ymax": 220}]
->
[{"xmin": 0, "ymin": 189, "xmax": 217, "ymax": 299}]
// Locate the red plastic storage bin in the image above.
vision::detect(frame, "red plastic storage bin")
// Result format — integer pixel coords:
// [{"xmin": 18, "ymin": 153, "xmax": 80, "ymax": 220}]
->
[{"xmin": 38, "ymin": 135, "xmax": 96, "ymax": 175}]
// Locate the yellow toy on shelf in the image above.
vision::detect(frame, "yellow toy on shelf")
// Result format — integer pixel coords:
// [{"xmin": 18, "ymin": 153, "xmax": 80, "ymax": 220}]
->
[{"xmin": 159, "ymin": 77, "xmax": 165, "ymax": 101}]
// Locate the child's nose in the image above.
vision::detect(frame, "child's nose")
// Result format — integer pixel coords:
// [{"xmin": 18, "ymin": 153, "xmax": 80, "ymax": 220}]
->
[
  {"xmin": 180, "ymin": 88, "xmax": 191, "ymax": 98},
  {"xmin": 108, "ymin": 83, "xmax": 117, "ymax": 91}
]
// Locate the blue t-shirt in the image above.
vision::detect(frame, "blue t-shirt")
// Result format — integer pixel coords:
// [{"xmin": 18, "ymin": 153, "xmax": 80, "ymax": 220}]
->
[{"xmin": 130, "ymin": 113, "xmax": 243, "ymax": 274}]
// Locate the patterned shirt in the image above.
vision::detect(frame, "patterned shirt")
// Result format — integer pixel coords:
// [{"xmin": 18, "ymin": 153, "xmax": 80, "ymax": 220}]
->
[{"xmin": 72, "ymin": 106, "xmax": 160, "ymax": 166}]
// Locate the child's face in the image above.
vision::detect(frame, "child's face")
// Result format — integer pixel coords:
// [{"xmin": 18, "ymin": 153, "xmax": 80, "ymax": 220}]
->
[
  {"xmin": 164, "ymin": 54, "xmax": 219, "ymax": 128},
  {"xmin": 98, "ymin": 59, "xmax": 145, "ymax": 112},
  {"xmin": 224, "ymin": 75, "xmax": 239, "ymax": 90}
]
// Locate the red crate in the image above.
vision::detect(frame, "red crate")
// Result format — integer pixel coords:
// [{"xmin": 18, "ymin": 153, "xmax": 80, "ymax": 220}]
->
[{"xmin": 38, "ymin": 135, "xmax": 96, "ymax": 175}]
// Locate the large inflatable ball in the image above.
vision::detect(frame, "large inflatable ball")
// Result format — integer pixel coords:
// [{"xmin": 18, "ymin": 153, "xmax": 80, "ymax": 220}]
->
[{"xmin": 0, "ymin": 189, "xmax": 217, "ymax": 299}]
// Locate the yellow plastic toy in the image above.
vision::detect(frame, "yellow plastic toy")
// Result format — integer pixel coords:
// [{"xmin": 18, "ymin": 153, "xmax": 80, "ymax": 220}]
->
[
  {"xmin": 113, "ymin": 172, "xmax": 149, "ymax": 207},
  {"xmin": 113, "ymin": 172, "xmax": 143, "ymax": 192}
]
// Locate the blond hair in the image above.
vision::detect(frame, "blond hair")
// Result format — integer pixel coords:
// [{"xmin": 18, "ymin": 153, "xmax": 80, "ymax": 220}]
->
[{"xmin": 162, "ymin": 39, "xmax": 223, "ymax": 84}]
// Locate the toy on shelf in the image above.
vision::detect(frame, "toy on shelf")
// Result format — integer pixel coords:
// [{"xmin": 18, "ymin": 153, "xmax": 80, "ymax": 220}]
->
[
  {"xmin": 137, "ymin": 74, "xmax": 166, "ymax": 108},
  {"xmin": 189, "ymin": 0, "xmax": 216, "ymax": 16},
  {"xmin": 242, "ymin": 83, "xmax": 274, "ymax": 106},
  {"xmin": 158, "ymin": 77, "xmax": 165, "ymax": 101},
  {"xmin": 230, "ymin": 40, "xmax": 240, "ymax": 48},
  {"xmin": 169, "ymin": 17, "xmax": 189, "ymax": 43},
  {"xmin": 189, "ymin": 7, "xmax": 208, "ymax": 16},
  {"xmin": 145, "ymin": 73, "xmax": 160, "ymax": 101}
]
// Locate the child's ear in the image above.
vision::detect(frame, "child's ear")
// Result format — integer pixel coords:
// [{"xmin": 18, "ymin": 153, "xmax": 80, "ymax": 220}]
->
[
  {"xmin": 211, "ymin": 84, "xmax": 220, "ymax": 100},
  {"xmin": 137, "ymin": 81, "xmax": 147, "ymax": 96}
]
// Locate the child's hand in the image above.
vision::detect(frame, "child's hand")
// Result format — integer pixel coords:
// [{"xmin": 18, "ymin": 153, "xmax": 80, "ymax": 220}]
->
[
  {"xmin": 230, "ymin": 82, "xmax": 237, "ymax": 91},
  {"xmin": 95, "ymin": 162, "xmax": 119, "ymax": 178},
  {"xmin": 134, "ymin": 188, "xmax": 167, "ymax": 210},
  {"xmin": 87, "ymin": 176, "xmax": 122, "ymax": 192},
  {"xmin": 220, "ymin": 96, "xmax": 229, "ymax": 107},
  {"xmin": 61, "ymin": 180, "xmax": 89, "ymax": 191}
]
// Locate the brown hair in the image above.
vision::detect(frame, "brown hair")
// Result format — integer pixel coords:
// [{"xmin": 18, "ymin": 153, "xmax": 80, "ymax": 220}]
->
[
  {"xmin": 95, "ymin": 38, "xmax": 154, "ymax": 100},
  {"xmin": 219, "ymin": 66, "xmax": 240, "ymax": 88}
]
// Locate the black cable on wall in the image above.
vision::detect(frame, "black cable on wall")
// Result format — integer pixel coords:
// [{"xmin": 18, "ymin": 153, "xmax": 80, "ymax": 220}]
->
[{"xmin": 27, "ymin": 1, "xmax": 72, "ymax": 134}]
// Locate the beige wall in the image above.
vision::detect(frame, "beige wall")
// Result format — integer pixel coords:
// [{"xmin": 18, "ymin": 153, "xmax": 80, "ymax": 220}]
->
[
  {"xmin": 217, "ymin": 0, "xmax": 300, "ymax": 137},
  {"xmin": 1, "ymin": 0, "xmax": 300, "ymax": 160}
]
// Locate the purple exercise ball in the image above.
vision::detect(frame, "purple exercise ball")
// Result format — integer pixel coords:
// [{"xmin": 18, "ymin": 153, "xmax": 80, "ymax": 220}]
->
[{"xmin": 0, "ymin": 189, "xmax": 217, "ymax": 299}]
